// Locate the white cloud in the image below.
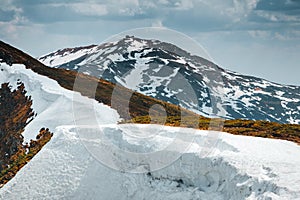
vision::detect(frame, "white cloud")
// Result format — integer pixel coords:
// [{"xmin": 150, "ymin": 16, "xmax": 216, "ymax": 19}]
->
[
  {"xmin": 0, "ymin": 0, "xmax": 25, "ymax": 23},
  {"xmin": 0, "ymin": 0, "xmax": 27, "ymax": 41},
  {"xmin": 151, "ymin": 20, "xmax": 164, "ymax": 27},
  {"xmin": 198, "ymin": 0, "xmax": 259, "ymax": 21},
  {"xmin": 1, "ymin": 0, "xmax": 22, "ymax": 12},
  {"xmin": 158, "ymin": 0, "xmax": 169, "ymax": 5},
  {"xmin": 255, "ymin": 10, "xmax": 300, "ymax": 22},
  {"xmin": 247, "ymin": 29, "xmax": 300, "ymax": 41},
  {"xmin": 70, "ymin": 3, "xmax": 108, "ymax": 16},
  {"xmin": 223, "ymin": 0, "xmax": 259, "ymax": 21},
  {"xmin": 248, "ymin": 30, "xmax": 271, "ymax": 39},
  {"xmin": 140, "ymin": 1, "xmax": 156, "ymax": 9},
  {"xmin": 274, "ymin": 30, "xmax": 300, "ymax": 41},
  {"xmin": 174, "ymin": 0, "xmax": 194, "ymax": 10},
  {"xmin": 0, "ymin": 22, "xmax": 17, "ymax": 40},
  {"xmin": 104, "ymin": 0, "xmax": 144, "ymax": 17}
]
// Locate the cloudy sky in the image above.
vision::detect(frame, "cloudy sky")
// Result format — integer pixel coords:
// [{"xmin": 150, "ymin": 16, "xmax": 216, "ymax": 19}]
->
[{"xmin": 0, "ymin": 0, "xmax": 299, "ymax": 85}]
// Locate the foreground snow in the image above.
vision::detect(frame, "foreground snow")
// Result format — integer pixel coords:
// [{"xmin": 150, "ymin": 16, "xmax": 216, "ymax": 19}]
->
[
  {"xmin": 0, "ymin": 62, "xmax": 119, "ymax": 142},
  {"xmin": 0, "ymin": 124, "xmax": 300, "ymax": 200},
  {"xmin": 0, "ymin": 63, "xmax": 300, "ymax": 199}
]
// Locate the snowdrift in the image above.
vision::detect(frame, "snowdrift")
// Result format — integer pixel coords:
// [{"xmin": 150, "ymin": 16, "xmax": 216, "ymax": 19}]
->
[{"xmin": 0, "ymin": 63, "xmax": 300, "ymax": 199}]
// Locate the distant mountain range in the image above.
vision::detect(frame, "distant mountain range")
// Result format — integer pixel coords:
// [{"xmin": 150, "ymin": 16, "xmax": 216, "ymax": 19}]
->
[{"xmin": 39, "ymin": 36, "xmax": 300, "ymax": 124}]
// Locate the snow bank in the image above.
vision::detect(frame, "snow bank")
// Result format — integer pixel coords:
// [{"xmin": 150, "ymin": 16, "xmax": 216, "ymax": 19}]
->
[
  {"xmin": 0, "ymin": 62, "xmax": 300, "ymax": 199},
  {"xmin": 0, "ymin": 62, "xmax": 120, "ymax": 141},
  {"xmin": 0, "ymin": 124, "xmax": 300, "ymax": 199}
]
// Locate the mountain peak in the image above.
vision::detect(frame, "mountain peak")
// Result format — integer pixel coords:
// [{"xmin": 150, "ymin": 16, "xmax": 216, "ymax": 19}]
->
[
  {"xmin": 37, "ymin": 37, "xmax": 300, "ymax": 124},
  {"xmin": 39, "ymin": 45, "xmax": 97, "ymax": 60}
]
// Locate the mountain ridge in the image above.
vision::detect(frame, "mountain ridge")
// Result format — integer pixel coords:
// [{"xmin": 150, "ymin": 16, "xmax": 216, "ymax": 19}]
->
[
  {"xmin": 1, "ymin": 40, "xmax": 300, "ymax": 144},
  {"xmin": 38, "ymin": 36, "xmax": 300, "ymax": 124}
]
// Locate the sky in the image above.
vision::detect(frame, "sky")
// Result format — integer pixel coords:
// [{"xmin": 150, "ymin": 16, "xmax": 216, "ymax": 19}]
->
[{"xmin": 0, "ymin": 0, "xmax": 299, "ymax": 85}]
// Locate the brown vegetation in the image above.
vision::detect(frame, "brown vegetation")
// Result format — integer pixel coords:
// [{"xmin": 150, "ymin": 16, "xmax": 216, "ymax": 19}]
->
[
  {"xmin": 0, "ymin": 40, "xmax": 299, "ymax": 146},
  {"xmin": 0, "ymin": 40, "xmax": 195, "ymax": 120},
  {"xmin": 122, "ymin": 116, "xmax": 300, "ymax": 144},
  {"xmin": 0, "ymin": 82, "xmax": 53, "ymax": 187}
]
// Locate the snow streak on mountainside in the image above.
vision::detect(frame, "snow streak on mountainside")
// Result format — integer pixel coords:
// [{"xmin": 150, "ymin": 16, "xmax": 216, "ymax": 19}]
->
[{"xmin": 39, "ymin": 36, "xmax": 300, "ymax": 124}]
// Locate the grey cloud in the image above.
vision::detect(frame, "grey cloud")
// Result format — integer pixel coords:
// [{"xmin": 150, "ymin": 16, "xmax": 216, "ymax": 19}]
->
[
  {"xmin": 22, "ymin": 4, "xmax": 83, "ymax": 23},
  {"xmin": 9, "ymin": 0, "xmax": 155, "ymax": 23},
  {"xmin": 255, "ymin": 0, "xmax": 300, "ymax": 12},
  {"xmin": 0, "ymin": 10, "xmax": 15, "ymax": 22},
  {"xmin": 13, "ymin": 0, "xmax": 83, "ymax": 6},
  {"xmin": 2, "ymin": 0, "xmax": 300, "ymax": 39},
  {"xmin": 162, "ymin": 10, "xmax": 232, "ymax": 32},
  {"xmin": 254, "ymin": 0, "xmax": 300, "ymax": 22},
  {"xmin": 243, "ymin": 0, "xmax": 300, "ymax": 34}
]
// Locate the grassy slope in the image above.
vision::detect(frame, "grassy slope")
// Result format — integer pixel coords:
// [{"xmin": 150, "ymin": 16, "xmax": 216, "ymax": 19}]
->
[
  {"xmin": 123, "ymin": 116, "xmax": 300, "ymax": 144},
  {"xmin": 0, "ymin": 40, "xmax": 299, "ymax": 145}
]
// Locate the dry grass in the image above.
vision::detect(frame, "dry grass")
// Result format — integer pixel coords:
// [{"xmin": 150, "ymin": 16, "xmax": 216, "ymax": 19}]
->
[
  {"xmin": 0, "ymin": 81, "xmax": 53, "ymax": 187},
  {"xmin": 123, "ymin": 116, "xmax": 300, "ymax": 144},
  {"xmin": 1, "ymin": 40, "xmax": 300, "ymax": 146}
]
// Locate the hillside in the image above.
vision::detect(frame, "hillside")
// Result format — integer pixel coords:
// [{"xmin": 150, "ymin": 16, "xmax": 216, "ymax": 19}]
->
[
  {"xmin": 39, "ymin": 36, "xmax": 300, "ymax": 124},
  {"xmin": 0, "ymin": 41, "xmax": 198, "ymax": 122},
  {"xmin": 0, "ymin": 41, "xmax": 300, "ymax": 199},
  {"xmin": 1, "ymin": 40, "xmax": 300, "ymax": 144}
]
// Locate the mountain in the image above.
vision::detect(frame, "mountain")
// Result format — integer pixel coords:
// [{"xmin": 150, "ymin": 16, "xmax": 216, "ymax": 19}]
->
[
  {"xmin": 2, "ymin": 40, "xmax": 299, "ymax": 144},
  {"xmin": 1, "ymin": 40, "xmax": 300, "ymax": 199},
  {"xmin": 39, "ymin": 36, "xmax": 300, "ymax": 124}
]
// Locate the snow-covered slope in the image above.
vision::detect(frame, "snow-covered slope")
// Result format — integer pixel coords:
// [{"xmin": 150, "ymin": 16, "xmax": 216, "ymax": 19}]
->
[
  {"xmin": 0, "ymin": 60, "xmax": 300, "ymax": 200},
  {"xmin": 1, "ymin": 61, "xmax": 300, "ymax": 199},
  {"xmin": 0, "ymin": 62, "xmax": 119, "ymax": 142},
  {"xmin": 0, "ymin": 123, "xmax": 300, "ymax": 199},
  {"xmin": 39, "ymin": 36, "xmax": 300, "ymax": 124}
]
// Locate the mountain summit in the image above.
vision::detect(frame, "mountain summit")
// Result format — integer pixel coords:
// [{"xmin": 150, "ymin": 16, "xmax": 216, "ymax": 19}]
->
[{"xmin": 39, "ymin": 36, "xmax": 300, "ymax": 124}]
